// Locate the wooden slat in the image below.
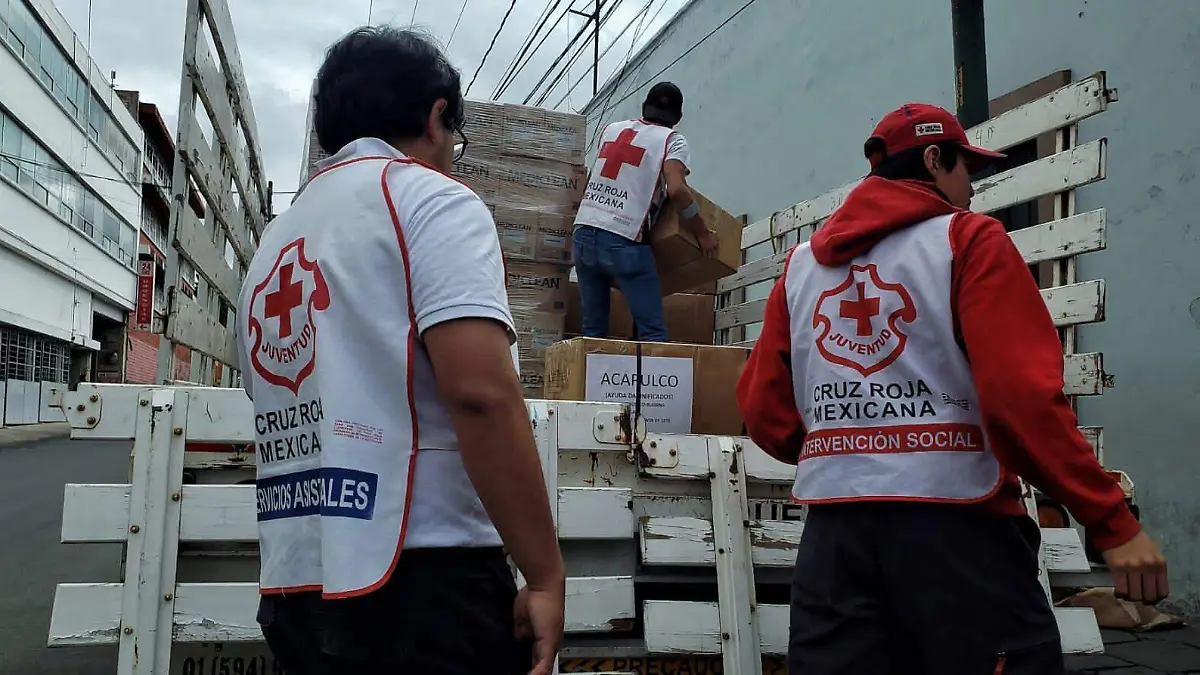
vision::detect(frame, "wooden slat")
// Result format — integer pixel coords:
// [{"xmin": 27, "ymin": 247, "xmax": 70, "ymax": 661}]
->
[
  {"xmin": 640, "ymin": 517, "xmax": 1091, "ymax": 577},
  {"xmin": 50, "ymin": 576, "xmax": 635, "ymax": 646},
  {"xmin": 741, "ymin": 75, "xmax": 1110, "ymax": 248},
  {"xmin": 1010, "ymin": 209, "xmax": 1106, "ymax": 266},
  {"xmin": 717, "ymin": 279, "xmax": 1104, "ymax": 332},
  {"xmin": 721, "ymin": 208, "xmax": 1107, "ymax": 295},
  {"xmin": 174, "ymin": 210, "xmax": 241, "ymax": 303},
  {"xmin": 61, "ymin": 484, "xmax": 635, "ymax": 544},
  {"xmin": 642, "ymin": 601, "xmax": 1103, "ymax": 656},
  {"xmin": 740, "ymin": 139, "xmax": 1105, "ymax": 250}
]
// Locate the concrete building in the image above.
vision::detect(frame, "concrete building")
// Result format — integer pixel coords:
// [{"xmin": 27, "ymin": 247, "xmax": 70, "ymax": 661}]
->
[
  {"xmin": 114, "ymin": 90, "xmax": 210, "ymax": 385},
  {"xmin": 0, "ymin": 0, "xmax": 143, "ymax": 424},
  {"xmin": 581, "ymin": 0, "xmax": 1200, "ymax": 611}
]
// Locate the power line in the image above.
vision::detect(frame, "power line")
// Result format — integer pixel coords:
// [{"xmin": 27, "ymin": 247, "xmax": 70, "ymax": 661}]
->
[
  {"xmin": 586, "ymin": 0, "xmax": 664, "ymax": 141},
  {"xmin": 490, "ymin": 0, "xmax": 561, "ymax": 99},
  {"xmin": 520, "ymin": 0, "xmax": 618, "ymax": 105},
  {"xmin": 493, "ymin": 0, "xmax": 573, "ymax": 100},
  {"xmin": 410, "ymin": 0, "xmax": 419, "ymax": 24},
  {"xmin": 593, "ymin": 0, "xmax": 759, "ymax": 127},
  {"xmin": 465, "ymin": 0, "xmax": 520, "ymax": 97},
  {"xmin": 529, "ymin": 0, "xmax": 624, "ymax": 106},
  {"xmin": 547, "ymin": 0, "xmax": 657, "ymax": 109},
  {"xmin": 447, "ymin": 0, "xmax": 470, "ymax": 47}
]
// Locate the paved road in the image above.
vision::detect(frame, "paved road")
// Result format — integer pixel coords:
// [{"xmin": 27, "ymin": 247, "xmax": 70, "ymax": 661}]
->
[
  {"xmin": 1, "ymin": 435, "xmax": 1197, "ymax": 674},
  {"xmin": 0, "ymin": 436, "xmax": 125, "ymax": 675}
]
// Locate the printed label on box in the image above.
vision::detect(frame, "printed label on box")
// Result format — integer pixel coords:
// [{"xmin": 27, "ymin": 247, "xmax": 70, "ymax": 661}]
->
[{"xmin": 584, "ymin": 354, "xmax": 693, "ymax": 434}]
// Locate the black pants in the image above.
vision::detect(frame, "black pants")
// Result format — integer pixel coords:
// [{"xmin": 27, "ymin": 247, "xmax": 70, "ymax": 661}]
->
[
  {"xmin": 258, "ymin": 547, "xmax": 531, "ymax": 674},
  {"xmin": 789, "ymin": 503, "xmax": 1065, "ymax": 675}
]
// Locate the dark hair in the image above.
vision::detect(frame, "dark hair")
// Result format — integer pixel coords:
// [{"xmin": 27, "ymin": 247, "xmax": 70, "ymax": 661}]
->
[
  {"xmin": 314, "ymin": 26, "xmax": 463, "ymax": 154},
  {"xmin": 864, "ymin": 138, "xmax": 962, "ymax": 181}
]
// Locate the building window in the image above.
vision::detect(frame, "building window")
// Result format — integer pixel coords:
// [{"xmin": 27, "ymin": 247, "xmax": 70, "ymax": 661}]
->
[
  {"xmin": 0, "ymin": 0, "xmax": 141, "ymax": 184},
  {"xmin": 0, "ymin": 105, "xmax": 138, "ymax": 269},
  {"xmin": 0, "ymin": 325, "xmax": 70, "ymax": 383}
]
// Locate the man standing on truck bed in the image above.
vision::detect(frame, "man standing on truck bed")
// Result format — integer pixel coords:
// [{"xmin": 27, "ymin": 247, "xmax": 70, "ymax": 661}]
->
[
  {"xmin": 236, "ymin": 26, "xmax": 564, "ymax": 675},
  {"xmin": 572, "ymin": 82, "xmax": 718, "ymax": 341},
  {"xmin": 737, "ymin": 103, "xmax": 1169, "ymax": 674}
]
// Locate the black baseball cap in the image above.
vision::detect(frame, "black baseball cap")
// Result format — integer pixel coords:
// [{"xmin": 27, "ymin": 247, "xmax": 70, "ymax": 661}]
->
[{"xmin": 643, "ymin": 82, "xmax": 683, "ymax": 124}]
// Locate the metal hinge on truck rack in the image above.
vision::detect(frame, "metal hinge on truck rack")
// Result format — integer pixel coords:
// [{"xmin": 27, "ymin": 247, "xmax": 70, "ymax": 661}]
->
[{"xmin": 50, "ymin": 384, "xmax": 1104, "ymax": 675}]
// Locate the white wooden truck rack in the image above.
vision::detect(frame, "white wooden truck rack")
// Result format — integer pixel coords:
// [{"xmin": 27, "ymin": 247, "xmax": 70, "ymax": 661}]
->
[{"xmin": 50, "ymin": 384, "xmax": 1104, "ymax": 675}]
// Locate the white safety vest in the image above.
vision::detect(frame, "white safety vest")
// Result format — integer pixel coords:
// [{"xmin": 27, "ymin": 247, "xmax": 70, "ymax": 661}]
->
[
  {"xmin": 574, "ymin": 119, "xmax": 675, "ymax": 241},
  {"xmin": 784, "ymin": 213, "xmax": 1002, "ymax": 503},
  {"xmin": 239, "ymin": 147, "xmax": 509, "ymax": 597}
]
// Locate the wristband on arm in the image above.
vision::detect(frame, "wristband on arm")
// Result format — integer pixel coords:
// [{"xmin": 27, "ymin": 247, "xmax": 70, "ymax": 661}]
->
[{"xmin": 679, "ymin": 200, "xmax": 700, "ymax": 221}]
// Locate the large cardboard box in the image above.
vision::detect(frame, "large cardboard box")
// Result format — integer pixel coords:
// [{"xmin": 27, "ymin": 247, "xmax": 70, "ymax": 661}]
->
[
  {"xmin": 506, "ymin": 261, "xmax": 570, "ymax": 315},
  {"xmin": 651, "ymin": 190, "xmax": 743, "ymax": 295},
  {"xmin": 564, "ymin": 283, "xmax": 715, "ymax": 344},
  {"xmin": 452, "ymin": 154, "xmax": 586, "ymax": 216},
  {"xmin": 516, "ymin": 310, "xmax": 567, "ymax": 362},
  {"xmin": 463, "ymin": 99, "xmax": 587, "ymax": 165},
  {"xmin": 494, "ymin": 206, "xmax": 573, "ymax": 265},
  {"xmin": 543, "ymin": 338, "xmax": 750, "ymax": 436}
]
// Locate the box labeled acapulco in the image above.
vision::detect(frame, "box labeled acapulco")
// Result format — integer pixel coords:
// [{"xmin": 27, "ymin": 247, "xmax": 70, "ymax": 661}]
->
[{"xmin": 543, "ymin": 338, "xmax": 750, "ymax": 436}]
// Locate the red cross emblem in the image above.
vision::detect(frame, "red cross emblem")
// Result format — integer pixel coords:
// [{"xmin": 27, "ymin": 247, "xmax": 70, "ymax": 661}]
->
[
  {"xmin": 812, "ymin": 264, "xmax": 917, "ymax": 376},
  {"xmin": 598, "ymin": 128, "xmax": 647, "ymax": 180},
  {"xmin": 247, "ymin": 238, "xmax": 330, "ymax": 395}
]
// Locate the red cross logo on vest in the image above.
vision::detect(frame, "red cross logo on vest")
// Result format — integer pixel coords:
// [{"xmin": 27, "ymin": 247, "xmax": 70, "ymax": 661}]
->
[
  {"xmin": 598, "ymin": 128, "xmax": 647, "ymax": 179},
  {"xmin": 248, "ymin": 237, "xmax": 331, "ymax": 395},
  {"xmin": 812, "ymin": 264, "xmax": 917, "ymax": 376}
]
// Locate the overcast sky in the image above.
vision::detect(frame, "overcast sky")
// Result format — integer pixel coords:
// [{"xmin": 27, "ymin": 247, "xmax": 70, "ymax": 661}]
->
[{"xmin": 53, "ymin": 0, "xmax": 687, "ymax": 213}]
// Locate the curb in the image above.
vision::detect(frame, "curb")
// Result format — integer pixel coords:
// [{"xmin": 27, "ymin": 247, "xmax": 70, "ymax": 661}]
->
[{"xmin": 0, "ymin": 422, "xmax": 73, "ymax": 447}]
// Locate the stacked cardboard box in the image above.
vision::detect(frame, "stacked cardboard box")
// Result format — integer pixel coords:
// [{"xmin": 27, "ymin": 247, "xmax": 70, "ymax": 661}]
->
[
  {"xmin": 564, "ymin": 283, "xmax": 717, "ymax": 345},
  {"xmin": 454, "ymin": 100, "xmax": 589, "ymax": 398}
]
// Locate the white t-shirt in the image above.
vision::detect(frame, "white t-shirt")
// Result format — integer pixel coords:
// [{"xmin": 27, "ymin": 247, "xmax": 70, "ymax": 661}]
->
[
  {"xmin": 242, "ymin": 137, "xmax": 516, "ymax": 550},
  {"xmin": 648, "ymin": 130, "xmax": 692, "ymax": 224}
]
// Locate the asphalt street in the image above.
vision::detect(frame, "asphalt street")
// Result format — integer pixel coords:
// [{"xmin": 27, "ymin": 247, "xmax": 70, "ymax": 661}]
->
[{"xmin": 0, "ymin": 436, "xmax": 126, "ymax": 675}]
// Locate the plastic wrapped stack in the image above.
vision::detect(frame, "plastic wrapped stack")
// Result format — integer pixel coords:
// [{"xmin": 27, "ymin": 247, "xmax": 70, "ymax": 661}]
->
[{"xmin": 453, "ymin": 100, "xmax": 588, "ymax": 398}]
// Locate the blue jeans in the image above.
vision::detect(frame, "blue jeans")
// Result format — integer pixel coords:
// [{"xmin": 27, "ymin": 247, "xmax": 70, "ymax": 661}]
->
[{"xmin": 573, "ymin": 226, "xmax": 667, "ymax": 341}]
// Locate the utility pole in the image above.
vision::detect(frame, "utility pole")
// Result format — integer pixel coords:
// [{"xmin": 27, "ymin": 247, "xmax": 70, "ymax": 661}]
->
[
  {"xmin": 568, "ymin": 0, "xmax": 602, "ymax": 96},
  {"xmin": 950, "ymin": 0, "xmax": 989, "ymax": 128},
  {"xmin": 156, "ymin": 0, "xmax": 270, "ymax": 385}
]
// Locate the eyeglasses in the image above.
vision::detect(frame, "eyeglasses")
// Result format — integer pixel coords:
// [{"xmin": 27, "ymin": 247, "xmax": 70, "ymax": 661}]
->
[{"xmin": 452, "ymin": 123, "xmax": 469, "ymax": 162}]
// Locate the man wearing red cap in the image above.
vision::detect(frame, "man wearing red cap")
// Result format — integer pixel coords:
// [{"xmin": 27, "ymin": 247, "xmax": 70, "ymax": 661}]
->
[{"xmin": 737, "ymin": 103, "xmax": 1169, "ymax": 673}]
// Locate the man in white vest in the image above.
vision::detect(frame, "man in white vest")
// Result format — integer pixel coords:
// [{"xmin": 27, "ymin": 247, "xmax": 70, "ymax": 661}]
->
[
  {"xmin": 573, "ymin": 82, "xmax": 718, "ymax": 340},
  {"xmin": 737, "ymin": 103, "xmax": 1169, "ymax": 674},
  {"xmin": 236, "ymin": 26, "xmax": 564, "ymax": 675}
]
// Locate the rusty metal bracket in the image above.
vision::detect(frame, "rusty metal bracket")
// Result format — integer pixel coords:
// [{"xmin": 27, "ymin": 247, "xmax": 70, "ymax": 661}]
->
[{"xmin": 640, "ymin": 434, "xmax": 680, "ymax": 469}]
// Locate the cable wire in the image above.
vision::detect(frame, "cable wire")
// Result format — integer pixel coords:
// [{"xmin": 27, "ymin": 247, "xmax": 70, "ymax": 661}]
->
[
  {"xmin": 466, "ymin": 0, "xmax": 520, "ymax": 97},
  {"xmin": 547, "ymin": 0, "xmax": 656, "ymax": 109},
  {"xmin": 594, "ymin": 0, "xmax": 759, "ymax": 125},
  {"xmin": 520, "ymin": 0, "xmax": 618, "ymax": 105},
  {"xmin": 493, "ymin": 0, "xmax": 575, "ymax": 100},
  {"xmin": 446, "ymin": 0, "xmax": 470, "ymax": 47},
  {"xmin": 410, "ymin": 0, "xmax": 419, "ymax": 24},
  {"xmin": 490, "ymin": 0, "xmax": 561, "ymax": 99},
  {"xmin": 533, "ymin": 0, "xmax": 635, "ymax": 106},
  {"xmin": 586, "ymin": 0, "xmax": 666, "ymax": 142}
]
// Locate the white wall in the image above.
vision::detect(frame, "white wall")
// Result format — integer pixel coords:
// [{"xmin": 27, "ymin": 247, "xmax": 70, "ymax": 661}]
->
[
  {"xmin": 0, "ymin": 43, "xmax": 141, "ymax": 229},
  {"xmin": 0, "ymin": 176, "xmax": 132, "ymax": 345}
]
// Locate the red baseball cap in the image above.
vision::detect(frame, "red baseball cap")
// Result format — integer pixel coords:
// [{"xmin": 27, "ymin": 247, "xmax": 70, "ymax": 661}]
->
[{"xmin": 866, "ymin": 103, "xmax": 1005, "ymax": 171}]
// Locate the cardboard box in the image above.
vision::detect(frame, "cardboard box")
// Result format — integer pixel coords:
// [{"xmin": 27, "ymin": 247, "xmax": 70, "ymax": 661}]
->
[
  {"xmin": 520, "ymin": 362, "xmax": 546, "ymax": 398},
  {"xmin": 506, "ymin": 262, "xmax": 570, "ymax": 315},
  {"xmin": 543, "ymin": 338, "xmax": 750, "ymax": 436},
  {"xmin": 463, "ymin": 100, "xmax": 587, "ymax": 165},
  {"xmin": 494, "ymin": 206, "xmax": 573, "ymax": 265},
  {"xmin": 565, "ymin": 283, "xmax": 715, "ymax": 344},
  {"xmin": 452, "ymin": 154, "xmax": 586, "ymax": 216},
  {"xmin": 515, "ymin": 310, "xmax": 567, "ymax": 363},
  {"xmin": 651, "ymin": 190, "xmax": 743, "ymax": 295}
]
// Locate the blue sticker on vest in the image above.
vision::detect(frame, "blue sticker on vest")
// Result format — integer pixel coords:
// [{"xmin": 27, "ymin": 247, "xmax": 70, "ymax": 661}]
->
[{"xmin": 256, "ymin": 468, "xmax": 379, "ymax": 521}]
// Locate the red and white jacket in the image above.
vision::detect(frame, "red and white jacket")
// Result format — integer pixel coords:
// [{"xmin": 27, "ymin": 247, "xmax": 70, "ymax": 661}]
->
[{"xmin": 736, "ymin": 177, "xmax": 1141, "ymax": 551}]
